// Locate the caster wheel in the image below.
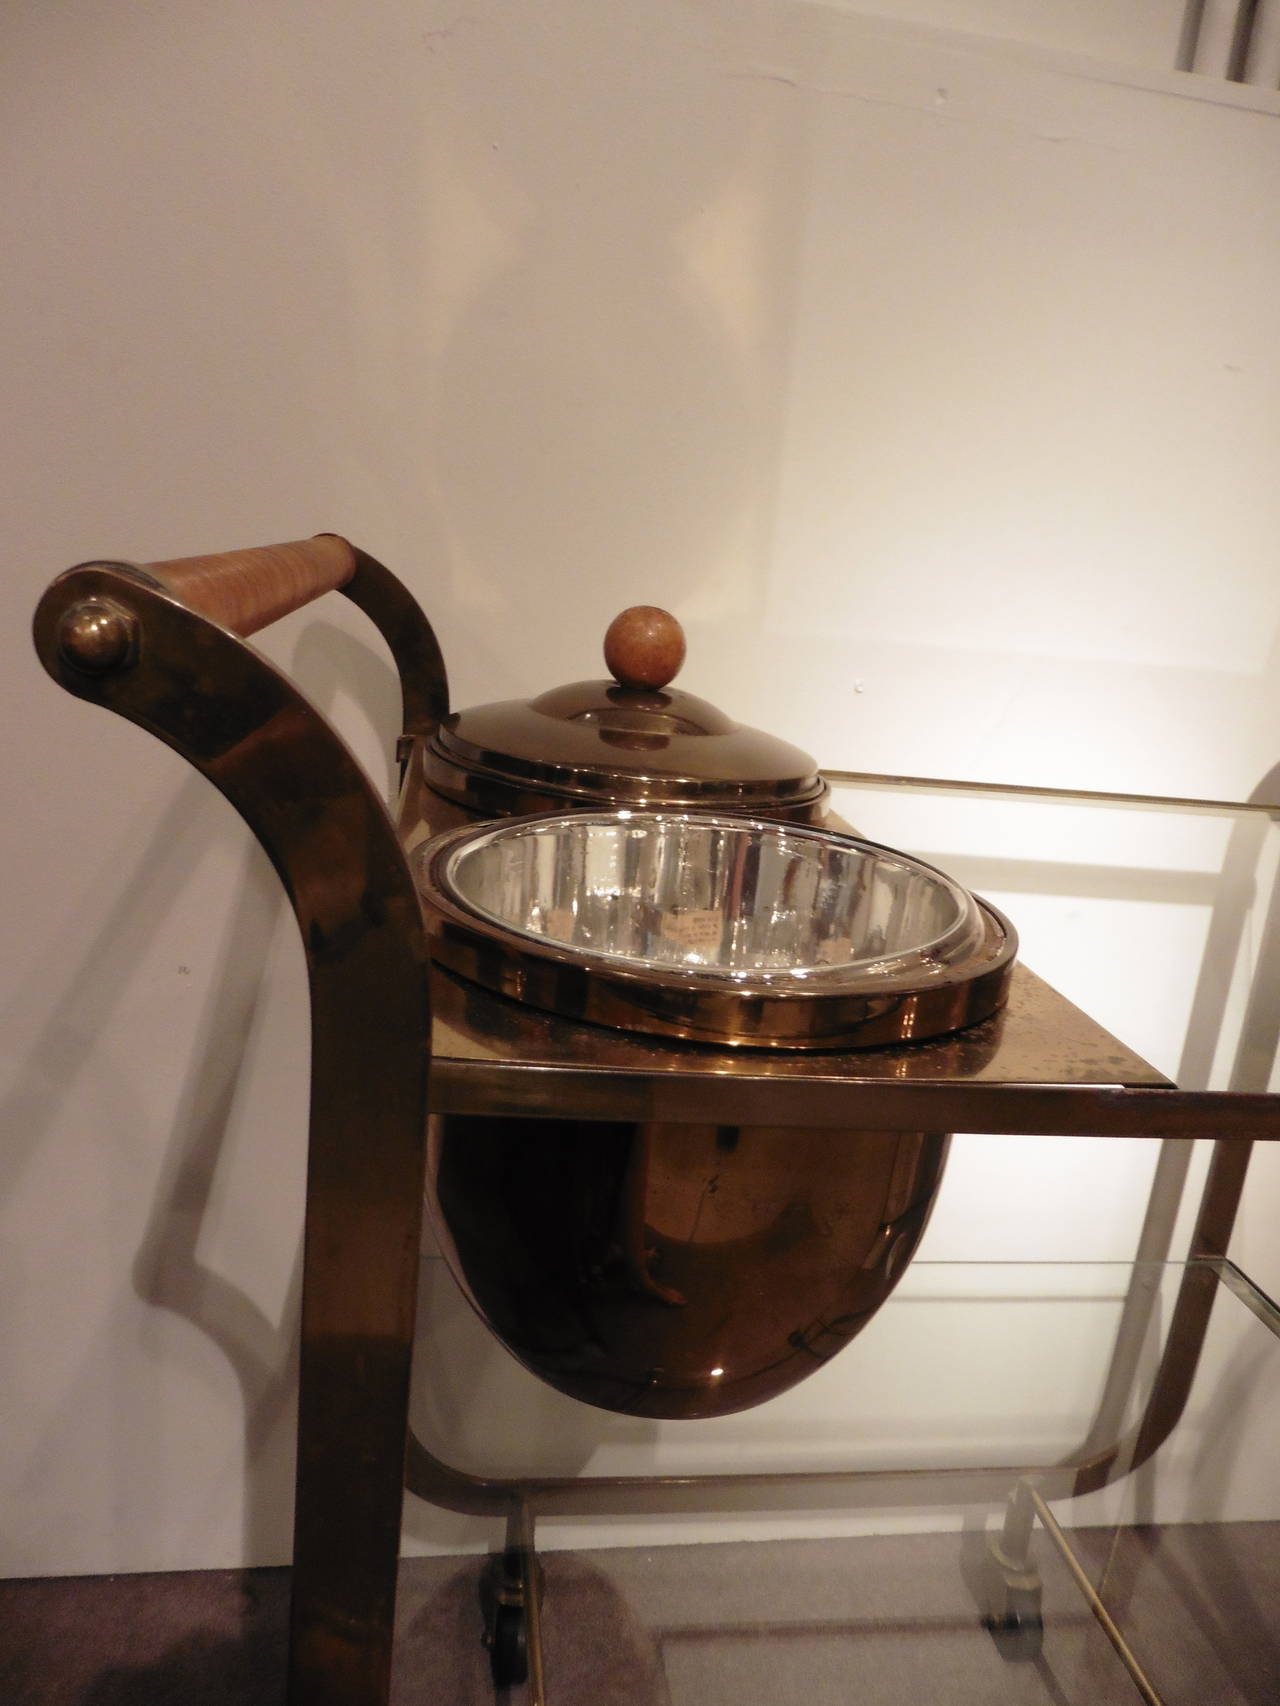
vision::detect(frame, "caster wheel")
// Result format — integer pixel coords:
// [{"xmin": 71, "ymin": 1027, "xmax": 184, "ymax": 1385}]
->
[
  {"xmin": 982, "ymin": 1542, "xmax": 1044, "ymax": 1663},
  {"xmin": 984, "ymin": 1584, "xmax": 1044, "ymax": 1662},
  {"xmin": 490, "ymin": 1601, "xmax": 529, "ymax": 1687}
]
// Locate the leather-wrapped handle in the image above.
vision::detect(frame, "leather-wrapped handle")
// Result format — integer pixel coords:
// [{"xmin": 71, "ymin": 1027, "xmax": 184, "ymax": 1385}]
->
[
  {"xmin": 143, "ymin": 533, "xmax": 356, "ymax": 637},
  {"xmin": 41, "ymin": 533, "xmax": 448, "ymax": 745}
]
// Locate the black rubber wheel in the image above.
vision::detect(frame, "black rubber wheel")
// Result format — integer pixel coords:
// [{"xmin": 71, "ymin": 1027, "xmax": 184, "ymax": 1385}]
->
[
  {"xmin": 490, "ymin": 1601, "xmax": 529, "ymax": 1688},
  {"xmin": 984, "ymin": 1605, "xmax": 1045, "ymax": 1662}
]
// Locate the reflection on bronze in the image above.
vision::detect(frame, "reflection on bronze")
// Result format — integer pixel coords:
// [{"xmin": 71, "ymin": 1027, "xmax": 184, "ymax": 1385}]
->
[
  {"xmin": 431, "ymin": 1114, "xmax": 948, "ymax": 1418},
  {"xmin": 56, "ymin": 596, "xmax": 139, "ymax": 672}
]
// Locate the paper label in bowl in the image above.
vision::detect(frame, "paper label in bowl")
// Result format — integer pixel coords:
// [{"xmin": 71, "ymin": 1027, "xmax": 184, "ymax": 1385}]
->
[{"xmin": 663, "ymin": 908, "xmax": 722, "ymax": 951}]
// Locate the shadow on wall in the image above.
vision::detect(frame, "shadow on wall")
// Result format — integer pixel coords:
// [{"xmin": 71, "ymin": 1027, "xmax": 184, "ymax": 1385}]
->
[
  {"xmin": 0, "ymin": 766, "xmax": 306, "ymax": 1567},
  {"xmin": 2, "ymin": 590, "xmax": 608, "ymax": 1566},
  {"xmin": 0, "ymin": 776, "xmax": 227, "ymax": 1206},
  {"xmin": 128, "ymin": 831, "xmax": 303, "ymax": 1568},
  {"xmin": 291, "ymin": 615, "xmax": 405, "ymax": 801}
]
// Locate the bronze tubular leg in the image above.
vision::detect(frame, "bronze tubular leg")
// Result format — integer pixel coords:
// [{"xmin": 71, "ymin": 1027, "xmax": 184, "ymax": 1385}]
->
[{"xmin": 35, "ymin": 553, "xmax": 440, "ymax": 1706}]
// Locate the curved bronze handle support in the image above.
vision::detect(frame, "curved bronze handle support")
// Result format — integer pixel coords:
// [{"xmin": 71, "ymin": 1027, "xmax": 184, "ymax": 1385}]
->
[
  {"xmin": 34, "ymin": 557, "xmax": 435, "ymax": 1706},
  {"xmin": 342, "ymin": 546, "xmax": 450, "ymax": 741}
]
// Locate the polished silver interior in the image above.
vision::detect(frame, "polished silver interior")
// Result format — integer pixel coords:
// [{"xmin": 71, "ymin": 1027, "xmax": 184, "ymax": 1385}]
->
[{"xmin": 438, "ymin": 812, "xmax": 986, "ymax": 985}]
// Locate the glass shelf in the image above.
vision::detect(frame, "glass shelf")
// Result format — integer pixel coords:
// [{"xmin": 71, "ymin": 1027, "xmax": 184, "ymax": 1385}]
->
[
  {"xmin": 411, "ymin": 1257, "xmax": 1280, "ymax": 1495},
  {"xmin": 407, "ymin": 1256, "xmax": 1280, "ymax": 1705}
]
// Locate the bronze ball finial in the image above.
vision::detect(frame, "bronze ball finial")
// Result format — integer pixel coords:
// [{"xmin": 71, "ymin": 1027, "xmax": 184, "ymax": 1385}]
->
[
  {"xmin": 57, "ymin": 599, "xmax": 138, "ymax": 674},
  {"xmin": 603, "ymin": 605, "xmax": 685, "ymax": 691}
]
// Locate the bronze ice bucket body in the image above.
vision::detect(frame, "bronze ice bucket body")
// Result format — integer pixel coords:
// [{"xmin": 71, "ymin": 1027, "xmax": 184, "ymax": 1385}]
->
[{"xmin": 405, "ymin": 610, "xmax": 1015, "ymax": 1419}]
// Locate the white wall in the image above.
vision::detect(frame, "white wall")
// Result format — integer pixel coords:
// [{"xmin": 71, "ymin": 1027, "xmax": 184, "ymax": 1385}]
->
[
  {"xmin": 809, "ymin": 0, "xmax": 1190, "ymax": 71},
  {"xmin": 4, "ymin": 1, "xmax": 1280, "ymax": 1576}
]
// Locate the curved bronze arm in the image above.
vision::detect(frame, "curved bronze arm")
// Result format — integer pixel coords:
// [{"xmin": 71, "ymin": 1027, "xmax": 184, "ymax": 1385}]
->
[{"xmin": 34, "ymin": 543, "xmax": 440, "ymax": 1706}]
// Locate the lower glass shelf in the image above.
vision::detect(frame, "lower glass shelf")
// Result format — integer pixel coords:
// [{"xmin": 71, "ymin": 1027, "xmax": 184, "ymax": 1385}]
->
[
  {"xmin": 404, "ymin": 1257, "xmax": 1280, "ymax": 1703},
  {"xmin": 409, "ymin": 1257, "xmax": 1280, "ymax": 1496},
  {"xmin": 393, "ymin": 1512, "xmax": 1273, "ymax": 1706}
]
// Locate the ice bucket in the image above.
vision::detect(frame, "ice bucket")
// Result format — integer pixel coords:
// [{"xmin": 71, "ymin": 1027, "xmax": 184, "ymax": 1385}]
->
[{"xmin": 402, "ymin": 608, "xmax": 1016, "ymax": 1417}]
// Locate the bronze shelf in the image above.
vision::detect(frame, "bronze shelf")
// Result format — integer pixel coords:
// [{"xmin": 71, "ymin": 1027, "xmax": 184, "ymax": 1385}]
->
[{"xmin": 429, "ymin": 959, "xmax": 1279, "ymax": 1142}]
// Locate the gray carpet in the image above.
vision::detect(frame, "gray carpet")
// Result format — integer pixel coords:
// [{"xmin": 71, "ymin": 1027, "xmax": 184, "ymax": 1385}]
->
[{"xmin": 2, "ymin": 1525, "xmax": 1276, "ymax": 1704}]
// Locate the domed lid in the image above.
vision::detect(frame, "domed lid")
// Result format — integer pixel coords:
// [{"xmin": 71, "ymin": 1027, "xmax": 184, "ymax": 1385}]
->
[{"xmin": 426, "ymin": 606, "xmax": 826, "ymax": 817}]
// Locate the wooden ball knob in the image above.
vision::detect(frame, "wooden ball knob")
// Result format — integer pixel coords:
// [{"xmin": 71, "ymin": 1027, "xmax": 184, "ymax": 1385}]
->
[{"xmin": 603, "ymin": 606, "xmax": 686, "ymax": 690}]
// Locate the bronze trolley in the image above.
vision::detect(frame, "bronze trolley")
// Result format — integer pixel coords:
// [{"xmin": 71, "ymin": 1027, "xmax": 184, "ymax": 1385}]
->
[{"xmin": 32, "ymin": 534, "xmax": 1280, "ymax": 1706}]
